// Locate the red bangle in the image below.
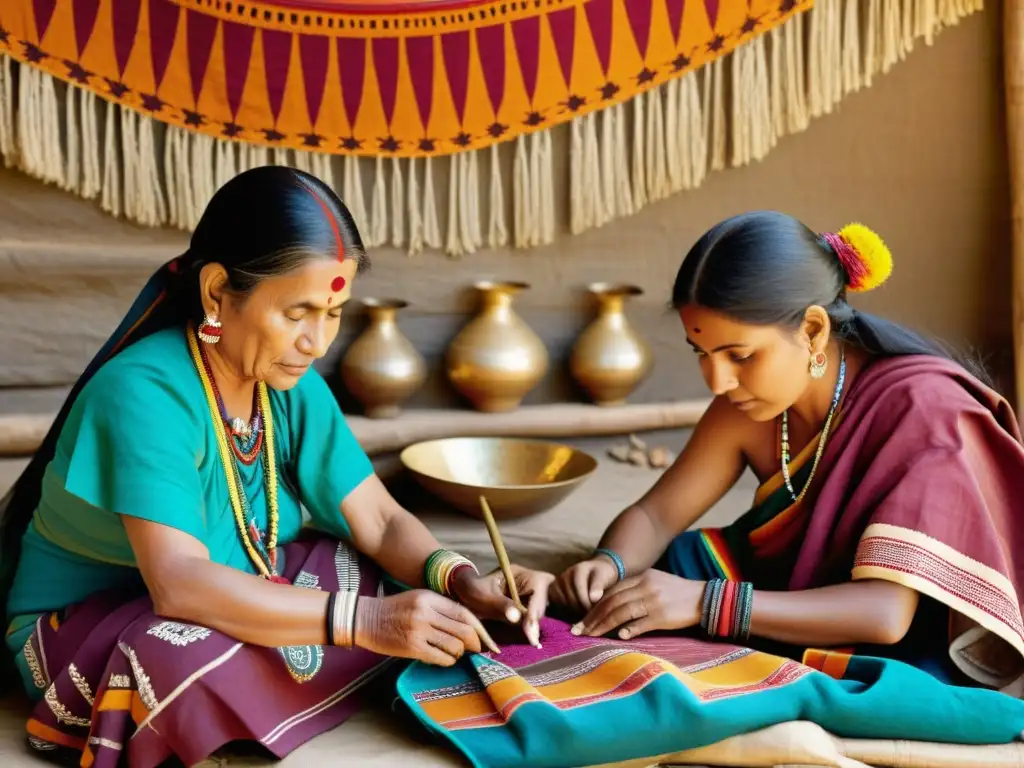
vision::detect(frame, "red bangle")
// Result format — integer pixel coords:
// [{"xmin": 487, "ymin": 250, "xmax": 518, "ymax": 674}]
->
[
  {"xmin": 448, "ymin": 563, "xmax": 476, "ymax": 598},
  {"xmin": 717, "ymin": 580, "xmax": 737, "ymax": 638}
]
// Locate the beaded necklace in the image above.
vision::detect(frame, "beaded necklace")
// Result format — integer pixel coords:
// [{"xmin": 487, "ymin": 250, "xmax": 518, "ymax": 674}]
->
[
  {"xmin": 195, "ymin": 345, "xmax": 264, "ymax": 465},
  {"xmin": 780, "ymin": 348, "xmax": 846, "ymax": 504},
  {"xmin": 187, "ymin": 327, "xmax": 283, "ymax": 580}
]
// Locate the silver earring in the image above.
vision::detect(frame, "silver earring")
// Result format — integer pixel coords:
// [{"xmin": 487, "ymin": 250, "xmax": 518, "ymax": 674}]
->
[
  {"xmin": 809, "ymin": 351, "xmax": 828, "ymax": 379},
  {"xmin": 197, "ymin": 314, "xmax": 222, "ymax": 344}
]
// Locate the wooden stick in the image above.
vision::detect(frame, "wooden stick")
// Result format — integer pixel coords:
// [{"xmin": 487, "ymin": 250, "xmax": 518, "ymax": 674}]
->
[
  {"xmin": 478, "ymin": 495, "xmax": 526, "ymax": 613},
  {"xmin": 0, "ymin": 399, "xmax": 711, "ymax": 458},
  {"xmin": 1007, "ymin": 0, "xmax": 1024, "ymax": 419}
]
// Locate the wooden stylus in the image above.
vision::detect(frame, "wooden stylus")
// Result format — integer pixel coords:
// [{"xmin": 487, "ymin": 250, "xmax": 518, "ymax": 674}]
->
[{"xmin": 478, "ymin": 495, "xmax": 527, "ymax": 614}]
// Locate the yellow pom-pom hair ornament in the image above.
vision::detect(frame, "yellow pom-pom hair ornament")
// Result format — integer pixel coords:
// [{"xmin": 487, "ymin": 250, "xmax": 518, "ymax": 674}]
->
[{"xmin": 820, "ymin": 223, "xmax": 893, "ymax": 293}]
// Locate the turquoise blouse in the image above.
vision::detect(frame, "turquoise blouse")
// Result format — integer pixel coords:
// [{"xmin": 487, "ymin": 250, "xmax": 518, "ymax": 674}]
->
[{"xmin": 5, "ymin": 326, "xmax": 373, "ymax": 693}]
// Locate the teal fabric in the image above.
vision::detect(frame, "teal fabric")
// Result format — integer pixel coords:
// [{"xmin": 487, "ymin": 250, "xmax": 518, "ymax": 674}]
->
[
  {"xmin": 5, "ymin": 326, "xmax": 372, "ymax": 657},
  {"xmin": 396, "ymin": 624, "xmax": 1024, "ymax": 768}
]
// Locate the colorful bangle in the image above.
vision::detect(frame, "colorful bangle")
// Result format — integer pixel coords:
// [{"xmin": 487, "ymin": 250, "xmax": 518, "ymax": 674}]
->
[
  {"xmin": 594, "ymin": 548, "xmax": 627, "ymax": 582},
  {"xmin": 326, "ymin": 592, "xmax": 338, "ymax": 646},
  {"xmin": 700, "ymin": 579, "xmax": 754, "ymax": 643},
  {"xmin": 329, "ymin": 591, "xmax": 359, "ymax": 648},
  {"xmin": 424, "ymin": 549, "xmax": 479, "ymax": 598}
]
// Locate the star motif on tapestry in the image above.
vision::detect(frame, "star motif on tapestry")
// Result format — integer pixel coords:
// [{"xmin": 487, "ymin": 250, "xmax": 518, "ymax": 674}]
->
[
  {"xmin": 22, "ymin": 43, "xmax": 46, "ymax": 63},
  {"xmin": 301, "ymin": 133, "xmax": 324, "ymax": 147},
  {"xmin": 0, "ymin": 28, "xmax": 9, "ymax": 46},
  {"xmin": 183, "ymin": 110, "xmax": 205, "ymax": 128},
  {"xmin": 524, "ymin": 111, "xmax": 545, "ymax": 127},
  {"xmin": 64, "ymin": 61, "xmax": 91, "ymax": 84},
  {"xmin": 262, "ymin": 129, "xmax": 285, "ymax": 142},
  {"xmin": 778, "ymin": 0, "xmax": 798, "ymax": 12},
  {"xmin": 105, "ymin": 79, "xmax": 130, "ymax": 98},
  {"xmin": 741, "ymin": 15, "xmax": 762, "ymax": 34},
  {"xmin": 222, "ymin": 123, "xmax": 244, "ymax": 138},
  {"xmin": 452, "ymin": 131, "xmax": 473, "ymax": 147},
  {"xmin": 636, "ymin": 68, "xmax": 656, "ymax": 85},
  {"xmin": 600, "ymin": 82, "xmax": 620, "ymax": 100},
  {"xmin": 339, "ymin": 136, "xmax": 363, "ymax": 151},
  {"xmin": 378, "ymin": 136, "xmax": 401, "ymax": 152},
  {"xmin": 707, "ymin": 34, "xmax": 726, "ymax": 53},
  {"xmin": 418, "ymin": 138, "xmax": 437, "ymax": 152},
  {"xmin": 671, "ymin": 54, "xmax": 692, "ymax": 72},
  {"xmin": 564, "ymin": 94, "xmax": 586, "ymax": 112},
  {"xmin": 140, "ymin": 94, "xmax": 165, "ymax": 112},
  {"xmin": 487, "ymin": 122, "xmax": 508, "ymax": 138}
]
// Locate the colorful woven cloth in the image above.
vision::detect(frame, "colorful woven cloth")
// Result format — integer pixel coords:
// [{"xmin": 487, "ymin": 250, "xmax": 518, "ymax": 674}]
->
[
  {"xmin": 0, "ymin": 0, "xmax": 808, "ymax": 157},
  {"xmin": 397, "ymin": 617, "xmax": 1024, "ymax": 768}
]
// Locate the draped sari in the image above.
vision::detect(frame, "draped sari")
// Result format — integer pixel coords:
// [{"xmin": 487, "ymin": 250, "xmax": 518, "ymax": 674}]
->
[{"xmin": 397, "ymin": 355, "xmax": 1024, "ymax": 768}]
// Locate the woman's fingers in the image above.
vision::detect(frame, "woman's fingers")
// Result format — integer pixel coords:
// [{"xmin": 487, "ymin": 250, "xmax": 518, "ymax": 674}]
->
[
  {"xmin": 572, "ymin": 565, "xmax": 596, "ymax": 611},
  {"xmin": 521, "ymin": 575, "xmax": 552, "ymax": 648},
  {"xmin": 576, "ymin": 588, "xmax": 645, "ymax": 637},
  {"xmin": 430, "ymin": 611, "xmax": 482, "ymax": 655},
  {"xmin": 426, "ymin": 629, "xmax": 465, "ymax": 661}
]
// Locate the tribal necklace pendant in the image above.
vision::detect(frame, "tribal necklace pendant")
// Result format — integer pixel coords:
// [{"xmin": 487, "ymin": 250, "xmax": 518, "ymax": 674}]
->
[
  {"xmin": 780, "ymin": 348, "xmax": 846, "ymax": 504},
  {"xmin": 188, "ymin": 325, "xmax": 281, "ymax": 580}
]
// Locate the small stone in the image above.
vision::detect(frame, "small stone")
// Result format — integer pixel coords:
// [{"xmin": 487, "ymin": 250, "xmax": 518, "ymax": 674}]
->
[
  {"xmin": 628, "ymin": 433, "xmax": 647, "ymax": 451},
  {"xmin": 648, "ymin": 446, "xmax": 675, "ymax": 468},
  {"xmin": 627, "ymin": 448, "xmax": 649, "ymax": 467},
  {"xmin": 608, "ymin": 444, "xmax": 631, "ymax": 463}
]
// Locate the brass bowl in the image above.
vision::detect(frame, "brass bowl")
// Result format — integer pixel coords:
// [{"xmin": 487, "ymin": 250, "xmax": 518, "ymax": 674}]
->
[{"xmin": 399, "ymin": 437, "xmax": 598, "ymax": 520}]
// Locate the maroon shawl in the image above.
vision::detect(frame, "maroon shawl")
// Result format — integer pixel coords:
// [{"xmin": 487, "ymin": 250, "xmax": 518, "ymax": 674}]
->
[{"xmin": 789, "ymin": 355, "xmax": 1024, "ymax": 691}]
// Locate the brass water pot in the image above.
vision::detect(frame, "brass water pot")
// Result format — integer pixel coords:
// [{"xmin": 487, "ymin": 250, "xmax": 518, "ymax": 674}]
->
[
  {"xmin": 569, "ymin": 283, "xmax": 653, "ymax": 406},
  {"xmin": 445, "ymin": 281, "xmax": 549, "ymax": 413},
  {"xmin": 341, "ymin": 298, "xmax": 426, "ymax": 419}
]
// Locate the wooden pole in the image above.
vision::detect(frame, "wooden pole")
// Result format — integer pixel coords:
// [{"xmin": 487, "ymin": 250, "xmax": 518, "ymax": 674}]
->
[
  {"xmin": 0, "ymin": 400, "xmax": 711, "ymax": 458},
  {"xmin": 1006, "ymin": 0, "xmax": 1024, "ymax": 414}
]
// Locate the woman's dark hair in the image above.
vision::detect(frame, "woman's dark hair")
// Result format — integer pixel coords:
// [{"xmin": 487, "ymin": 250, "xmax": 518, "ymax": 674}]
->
[
  {"xmin": 671, "ymin": 210, "xmax": 990, "ymax": 384},
  {"xmin": 173, "ymin": 166, "xmax": 370, "ymax": 321}
]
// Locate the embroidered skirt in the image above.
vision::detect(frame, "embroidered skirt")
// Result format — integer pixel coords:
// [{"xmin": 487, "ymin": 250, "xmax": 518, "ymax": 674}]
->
[{"xmin": 19, "ymin": 534, "xmax": 391, "ymax": 768}]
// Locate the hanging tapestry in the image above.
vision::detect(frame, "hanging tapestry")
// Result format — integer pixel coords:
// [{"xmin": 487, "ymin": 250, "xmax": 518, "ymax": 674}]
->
[{"xmin": 0, "ymin": 0, "xmax": 985, "ymax": 255}]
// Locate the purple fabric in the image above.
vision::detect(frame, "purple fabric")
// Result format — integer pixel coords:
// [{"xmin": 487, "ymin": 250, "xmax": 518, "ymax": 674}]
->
[
  {"xmin": 24, "ymin": 535, "xmax": 390, "ymax": 768},
  {"xmin": 263, "ymin": 28, "xmax": 295, "ymax": 121}
]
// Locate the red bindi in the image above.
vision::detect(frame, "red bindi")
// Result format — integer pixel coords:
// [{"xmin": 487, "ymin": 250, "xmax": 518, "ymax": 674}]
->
[{"xmin": 331, "ymin": 276, "xmax": 346, "ymax": 292}]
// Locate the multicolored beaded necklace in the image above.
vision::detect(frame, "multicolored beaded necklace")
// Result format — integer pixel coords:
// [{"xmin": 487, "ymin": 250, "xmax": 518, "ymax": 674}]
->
[
  {"xmin": 780, "ymin": 348, "xmax": 846, "ymax": 504},
  {"xmin": 187, "ymin": 326, "xmax": 286, "ymax": 582}
]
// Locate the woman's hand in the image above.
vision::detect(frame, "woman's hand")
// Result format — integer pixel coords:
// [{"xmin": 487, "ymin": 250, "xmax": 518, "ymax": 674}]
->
[
  {"xmin": 354, "ymin": 591, "xmax": 496, "ymax": 666},
  {"xmin": 573, "ymin": 570, "xmax": 706, "ymax": 640},
  {"xmin": 452, "ymin": 565, "xmax": 555, "ymax": 648},
  {"xmin": 550, "ymin": 556, "xmax": 621, "ymax": 614}
]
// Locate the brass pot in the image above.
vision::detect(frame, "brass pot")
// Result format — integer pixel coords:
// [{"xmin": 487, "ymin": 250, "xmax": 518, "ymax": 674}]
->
[
  {"xmin": 445, "ymin": 281, "xmax": 549, "ymax": 412},
  {"xmin": 341, "ymin": 298, "xmax": 426, "ymax": 419},
  {"xmin": 569, "ymin": 283, "xmax": 653, "ymax": 406}
]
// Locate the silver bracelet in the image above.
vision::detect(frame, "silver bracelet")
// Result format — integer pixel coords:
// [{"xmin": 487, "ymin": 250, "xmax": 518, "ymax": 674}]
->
[{"xmin": 331, "ymin": 591, "xmax": 359, "ymax": 648}]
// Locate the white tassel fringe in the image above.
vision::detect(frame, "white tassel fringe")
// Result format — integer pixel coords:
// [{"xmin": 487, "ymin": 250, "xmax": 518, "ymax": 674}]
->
[{"xmin": 0, "ymin": 0, "xmax": 981, "ymax": 254}]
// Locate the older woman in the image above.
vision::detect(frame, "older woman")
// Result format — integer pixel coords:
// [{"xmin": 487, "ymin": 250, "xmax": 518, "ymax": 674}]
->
[{"xmin": 0, "ymin": 167, "xmax": 551, "ymax": 768}]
